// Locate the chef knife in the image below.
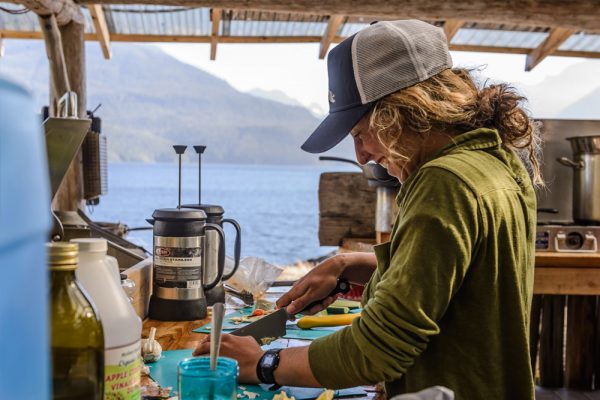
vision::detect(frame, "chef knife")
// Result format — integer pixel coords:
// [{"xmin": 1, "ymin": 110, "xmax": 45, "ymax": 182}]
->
[{"xmin": 230, "ymin": 278, "xmax": 350, "ymax": 344}]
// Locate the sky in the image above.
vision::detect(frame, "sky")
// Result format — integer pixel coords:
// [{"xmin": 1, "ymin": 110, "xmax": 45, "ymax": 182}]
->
[{"xmin": 157, "ymin": 42, "xmax": 600, "ymax": 117}]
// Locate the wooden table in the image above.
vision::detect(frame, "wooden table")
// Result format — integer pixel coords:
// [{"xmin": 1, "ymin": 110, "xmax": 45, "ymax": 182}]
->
[
  {"xmin": 142, "ymin": 250, "xmax": 600, "ymax": 397},
  {"xmin": 141, "ymin": 317, "xmax": 382, "ymax": 400},
  {"xmin": 142, "ymin": 319, "xmax": 209, "ymax": 351}
]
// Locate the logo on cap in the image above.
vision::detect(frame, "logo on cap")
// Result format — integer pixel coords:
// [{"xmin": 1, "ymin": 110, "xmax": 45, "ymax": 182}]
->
[{"xmin": 328, "ymin": 90, "xmax": 336, "ymax": 104}]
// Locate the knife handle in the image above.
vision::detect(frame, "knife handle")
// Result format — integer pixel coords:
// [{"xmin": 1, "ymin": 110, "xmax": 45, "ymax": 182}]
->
[{"xmin": 300, "ymin": 278, "xmax": 351, "ymax": 314}]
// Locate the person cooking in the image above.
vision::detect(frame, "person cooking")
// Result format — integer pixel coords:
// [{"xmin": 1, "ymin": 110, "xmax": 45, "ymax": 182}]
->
[{"xmin": 194, "ymin": 19, "xmax": 541, "ymax": 399}]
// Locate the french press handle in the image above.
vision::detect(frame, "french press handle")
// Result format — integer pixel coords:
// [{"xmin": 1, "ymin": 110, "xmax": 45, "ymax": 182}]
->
[
  {"xmin": 221, "ymin": 218, "xmax": 241, "ymax": 281},
  {"xmin": 203, "ymin": 223, "xmax": 225, "ymax": 291}
]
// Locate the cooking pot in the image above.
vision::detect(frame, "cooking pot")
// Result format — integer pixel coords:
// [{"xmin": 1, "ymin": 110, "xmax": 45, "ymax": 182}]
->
[{"xmin": 557, "ymin": 135, "xmax": 600, "ymax": 224}]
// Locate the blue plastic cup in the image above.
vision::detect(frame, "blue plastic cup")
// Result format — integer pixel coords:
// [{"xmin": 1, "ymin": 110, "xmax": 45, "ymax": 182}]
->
[{"xmin": 178, "ymin": 357, "xmax": 239, "ymax": 400}]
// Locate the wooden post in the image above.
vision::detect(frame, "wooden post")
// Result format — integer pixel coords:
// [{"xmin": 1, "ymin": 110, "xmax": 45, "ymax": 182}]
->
[
  {"xmin": 539, "ymin": 295, "xmax": 565, "ymax": 387},
  {"xmin": 565, "ymin": 295, "xmax": 596, "ymax": 390},
  {"xmin": 38, "ymin": 14, "xmax": 71, "ymax": 101},
  {"xmin": 52, "ymin": 19, "xmax": 87, "ymax": 211}
]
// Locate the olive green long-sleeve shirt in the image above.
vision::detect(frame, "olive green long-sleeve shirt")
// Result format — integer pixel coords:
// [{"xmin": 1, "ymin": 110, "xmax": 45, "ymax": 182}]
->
[{"xmin": 308, "ymin": 128, "xmax": 537, "ymax": 399}]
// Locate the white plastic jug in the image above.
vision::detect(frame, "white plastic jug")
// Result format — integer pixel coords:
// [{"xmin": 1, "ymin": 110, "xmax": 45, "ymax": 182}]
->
[
  {"xmin": 72, "ymin": 238, "xmax": 142, "ymax": 399},
  {"xmin": 0, "ymin": 78, "xmax": 52, "ymax": 400}
]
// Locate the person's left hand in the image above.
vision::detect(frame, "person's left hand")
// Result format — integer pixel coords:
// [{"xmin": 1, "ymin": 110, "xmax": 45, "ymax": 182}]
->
[{"xmin": 193, "ymin": 334, "xmax": 264, "ymax": 384}]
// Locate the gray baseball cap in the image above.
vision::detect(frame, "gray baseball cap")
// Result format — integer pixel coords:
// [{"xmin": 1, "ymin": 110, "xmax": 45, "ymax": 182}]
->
[{"xmin": 301, "ymin": 20, "xmax": 453, "ymax": 153}]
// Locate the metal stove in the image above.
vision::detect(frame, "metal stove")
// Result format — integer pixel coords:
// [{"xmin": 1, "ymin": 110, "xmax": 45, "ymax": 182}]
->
[{"xmin": 536, "ymin": 223, "xmax": 600, "ymax": 253}]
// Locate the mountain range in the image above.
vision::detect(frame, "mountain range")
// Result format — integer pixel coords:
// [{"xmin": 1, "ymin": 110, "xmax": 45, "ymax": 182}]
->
[
  {"xmin": 0, "ymin": 40, "xmax": 354, "ymax": 164},
  {"xmin": 1, "ymin": 39, "xmax": 598, "ymax": 164}
]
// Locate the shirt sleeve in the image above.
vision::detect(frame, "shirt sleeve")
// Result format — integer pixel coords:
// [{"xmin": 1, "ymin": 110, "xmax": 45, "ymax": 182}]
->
[{"xmin": 308, "ymin": 166, "xmax": 481, "ymax": 388}]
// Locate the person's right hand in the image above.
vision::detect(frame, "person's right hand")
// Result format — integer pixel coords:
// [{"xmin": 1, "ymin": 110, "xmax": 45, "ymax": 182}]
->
[{"xmin": 276, "ymin": 255, "xmax": 346, "ymax": 316}]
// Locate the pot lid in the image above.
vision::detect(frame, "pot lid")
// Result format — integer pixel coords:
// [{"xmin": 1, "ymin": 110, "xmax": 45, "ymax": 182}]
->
[
  {"xmin": 180, "ymin": 203, "xmax": 224, "ymax": 216},
  {"xmin": 152, "ymin": 208, "xmax": 207, "ymax": 220},
  {"xmin": 566, "ymin": 135, "xmax": 600, "ymax": 154}
]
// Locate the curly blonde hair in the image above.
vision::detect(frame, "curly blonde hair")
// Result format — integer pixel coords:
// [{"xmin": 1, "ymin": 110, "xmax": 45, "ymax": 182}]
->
[{"xmin": 369, "ymin": 68, "xmax": 544, "ymax": 186}]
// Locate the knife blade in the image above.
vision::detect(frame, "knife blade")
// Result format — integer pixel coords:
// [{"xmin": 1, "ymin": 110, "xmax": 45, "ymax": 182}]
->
[
  {"xmin": 230, "ymin": 308, "xmax": 288, "ymax": 344},
  {"xmin": 230, "ymin": 278, "xmax": 350, "ymax": 344}
]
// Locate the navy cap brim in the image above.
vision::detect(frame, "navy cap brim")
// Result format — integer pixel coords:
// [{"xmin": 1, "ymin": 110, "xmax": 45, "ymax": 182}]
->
[{"xmin": 301, "ymin": 103, "xmax": 373, "ymax": 154}]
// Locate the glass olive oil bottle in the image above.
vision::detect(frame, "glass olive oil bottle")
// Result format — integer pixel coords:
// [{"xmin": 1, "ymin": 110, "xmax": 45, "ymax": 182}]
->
[{"xmin": 48, "ymin": 242, "xmax": 104, "ymax": 399}]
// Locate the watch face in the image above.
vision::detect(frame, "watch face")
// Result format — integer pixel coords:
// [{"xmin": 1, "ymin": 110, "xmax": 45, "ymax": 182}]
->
[{"xmin": 263, "ymin": 354, "xmax": 276, "ymax": 367}]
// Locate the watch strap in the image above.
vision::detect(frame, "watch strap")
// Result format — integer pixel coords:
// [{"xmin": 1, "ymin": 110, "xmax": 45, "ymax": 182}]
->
[{"xmin": 256, "ymin": 348, "xmax": 283, "ymax": 385}]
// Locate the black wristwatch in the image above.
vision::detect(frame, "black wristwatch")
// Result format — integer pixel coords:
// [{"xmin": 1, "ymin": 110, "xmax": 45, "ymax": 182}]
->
[{"xmin": 256, "ymin": 348, "xmax": 283, "ymax": 385}]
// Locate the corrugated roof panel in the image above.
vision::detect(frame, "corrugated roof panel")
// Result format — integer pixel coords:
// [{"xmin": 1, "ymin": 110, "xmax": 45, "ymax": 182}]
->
[
  {"xmin": 81, "ymin": 7, "xmax": 95, "ymax": 34},
  {"xmin": 560, "ymin": 33, "xmax": 600, "ymax": 52},
  {"xmin": 102, "ymin": 6, "xmax": 210, "ymax": 36},
  {"xmin": 339, "ymin": 22, "xmax": 368, "ymax": 37},
  {"xmin": 453, "ymin": 28, "xmax": 547, "ymax": 49},
  {"xmin": 227, "ymin": 20, "xmax": 326, "ymax": 36},
  {"xmin": 0, "ymin": 5, "xmax": 39, "ymax": 31}
]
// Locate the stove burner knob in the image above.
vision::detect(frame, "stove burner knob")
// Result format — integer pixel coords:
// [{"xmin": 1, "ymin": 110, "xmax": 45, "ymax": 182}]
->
[{"xmin": 565, "ymin": 232, "xmax": 584, "ymax": 250}]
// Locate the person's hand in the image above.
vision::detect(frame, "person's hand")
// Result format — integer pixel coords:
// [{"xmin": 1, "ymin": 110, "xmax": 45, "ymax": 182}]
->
[
  {"xmin": 276, "ymin": 255, "xmax": 346, "ymax": 315},
  {"xmin": 193, "ymin": 334, "xmax": 263, "ymax": 384}
]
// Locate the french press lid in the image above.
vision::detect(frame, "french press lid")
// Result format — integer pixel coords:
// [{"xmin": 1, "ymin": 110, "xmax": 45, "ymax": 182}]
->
[
  {"xmin": 181, "ymin": 203, "xmax": 224, "ymax": 217},
  {"xmin": 152, "ymin": 207, "xmax": 207, "ymax": 220}
]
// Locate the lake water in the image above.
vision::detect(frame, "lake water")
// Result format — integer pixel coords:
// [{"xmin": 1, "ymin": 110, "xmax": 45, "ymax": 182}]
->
[{"xmin": 90, "ymin": 162, "xmax": 354, "ymax": 265}]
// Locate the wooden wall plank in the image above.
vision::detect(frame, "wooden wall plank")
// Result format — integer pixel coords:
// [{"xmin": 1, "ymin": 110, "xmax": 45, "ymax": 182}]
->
[
  {"xmin": 539, "ymin": 295, "xmax": 565, "ymax": 388},
  {"xmin": 319, "ymin": 172, "xmax": 376, "ymax": 246},
  {"xmin": 565, "ymin": 295, "xmax": 596, "ymax": 390}
]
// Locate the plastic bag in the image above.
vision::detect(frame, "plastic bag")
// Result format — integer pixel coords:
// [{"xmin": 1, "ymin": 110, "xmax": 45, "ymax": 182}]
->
[{"xmin": 225, "ymin": 256, "xmax": 284, "ymax": 299}]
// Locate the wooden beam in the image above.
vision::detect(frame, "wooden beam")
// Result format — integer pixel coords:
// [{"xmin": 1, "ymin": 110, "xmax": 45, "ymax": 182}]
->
[
  {"xmin": 88, "ymin": 4, "xmax": 111, "ymax": 59},
  {"xmin": 38, "ymin": 14, "xmax": 71, "ymax": 99},
  {"xmin": 525, "ymin": 27, "xmax": 577, "ymax": 71},
  {"xmin": 319, "ymin": 14, "xmax": 344, "ymax": 59},
  {"xmin": 210, "ymin": 8, "xmax": 221, "ymax": 60},
  {"xmin": 12, "ymin": 0, "xmax": 84, "ymax": 26},
  {"xmin": 3, "ymin": 30, "xmax": 600, "ymax": 60},
  {"xmin": 443, "ymin": 19, "xmax": 463, "ymax": 42},
  {"xmin": 74, "ymin": 0, "xmax": 600, "ymax": 32}
]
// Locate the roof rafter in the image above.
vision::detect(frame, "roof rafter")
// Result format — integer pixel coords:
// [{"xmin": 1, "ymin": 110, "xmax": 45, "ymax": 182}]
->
[
  {"xmin": 443, "ymin": 19, "xmax": 464, "ymax": 42},
  {"xmin": 74, "ymin": 0, "xmax": 600, "ymax": 32},
  {"xmin": 89, "ymin": 4, "xmax": 111, "ymax": 59},
  {"xmin": 319, "ymin": 14, "xmax": 344, "ymax": 59},
  {"xmin": 525, "ymin": 27, "xmax": 577, "ymax": 71},
  {"xmin": 210, "ymin": 7, "xmax": 221, "ymax": 60}
]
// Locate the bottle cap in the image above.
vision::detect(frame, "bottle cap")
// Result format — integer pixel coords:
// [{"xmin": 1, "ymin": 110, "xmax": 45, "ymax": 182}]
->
[
  {"xmin": 47, "ymin": 242, "xmax": 78, "ymax": 271},
  {"xmin": 70, "ymin": 238, "xmax": 108, "ymax": 253}
]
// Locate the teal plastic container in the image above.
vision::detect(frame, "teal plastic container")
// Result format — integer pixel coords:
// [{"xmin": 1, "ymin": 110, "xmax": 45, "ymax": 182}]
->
[
  {"xmin": 0, "ymin": 78, "xmax": 52, "ymax": 399},
  {"xmin": 178, "ymin": 357, "xmax": 239, "ymax": 400}
]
